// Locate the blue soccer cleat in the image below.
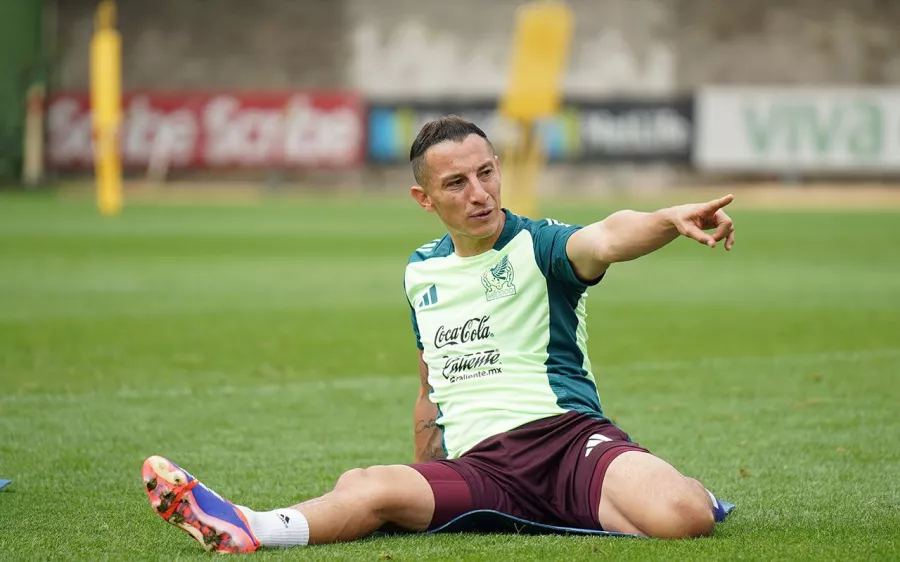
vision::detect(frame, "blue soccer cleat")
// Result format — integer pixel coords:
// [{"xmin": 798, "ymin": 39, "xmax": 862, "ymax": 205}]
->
[{"xmin": 706, "ymin": 488, "xmax": 735, "ymax": 523}]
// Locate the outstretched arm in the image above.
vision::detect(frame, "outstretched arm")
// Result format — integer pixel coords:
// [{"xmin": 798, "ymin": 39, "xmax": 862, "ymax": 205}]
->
[
  {"xmin": 566, "ymin": 194, "xmax": 736, "ymax": 282},
  {"xmin": 413, "ymin": 350, "xmax": 446, "ymax": 463}
]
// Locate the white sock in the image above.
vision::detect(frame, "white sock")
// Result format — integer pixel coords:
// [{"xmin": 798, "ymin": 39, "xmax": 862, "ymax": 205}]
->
[{"xmin": 236, "ymin": 506, "xmax": 310, "ymax": 548}]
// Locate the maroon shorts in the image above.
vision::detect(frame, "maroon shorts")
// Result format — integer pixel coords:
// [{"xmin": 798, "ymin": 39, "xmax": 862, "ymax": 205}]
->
[{"xmin": 411, "ymin": 411, "xmax": 649, "ymax": 531}]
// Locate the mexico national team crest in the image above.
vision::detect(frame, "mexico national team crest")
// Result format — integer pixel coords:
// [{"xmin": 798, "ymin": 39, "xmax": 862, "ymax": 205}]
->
[{"xmin": 482, "ymin": 255, "xmax": 516, "ymax": 301}]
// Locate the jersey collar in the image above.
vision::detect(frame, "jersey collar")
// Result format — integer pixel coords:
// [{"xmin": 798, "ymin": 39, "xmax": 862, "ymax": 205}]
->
[{"xmin": 492, "ymin": 208, "xmax": 519, "ymax": 252}]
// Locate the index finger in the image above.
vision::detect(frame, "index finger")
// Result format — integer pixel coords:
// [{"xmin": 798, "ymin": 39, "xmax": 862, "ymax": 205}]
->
[{"xmin": 705, "ymin": 193, "xmax": 734, "ymax": 212}]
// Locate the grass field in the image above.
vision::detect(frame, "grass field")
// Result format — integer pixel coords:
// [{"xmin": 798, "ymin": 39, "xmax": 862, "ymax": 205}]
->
[{"xmin": 1, "ymin": 192, "xmax": 898, "ymax": 560}]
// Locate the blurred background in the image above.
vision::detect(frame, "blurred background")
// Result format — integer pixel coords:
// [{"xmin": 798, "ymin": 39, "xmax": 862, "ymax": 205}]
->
[
  {"xmin": 1, "ymin": 3, "xmax": 899, "ymax": 558},
  {"xmin": 3, "ymin": 0, "xmax": 900, "ymax": 199}
]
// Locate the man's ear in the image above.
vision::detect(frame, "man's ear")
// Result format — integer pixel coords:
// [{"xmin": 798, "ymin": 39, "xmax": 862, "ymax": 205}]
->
[
  {"xmin": 410, "ymin": 185, "xmax": 435, "ymax": 212},
  {"xmin": 494, "ymin": 154, "xmax": 501, "ymax": 182}
]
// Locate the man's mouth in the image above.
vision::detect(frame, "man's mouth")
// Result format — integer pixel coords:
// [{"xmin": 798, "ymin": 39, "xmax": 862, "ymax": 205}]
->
[{"xmin": 470, "ymin": 208, "xmax": 493, "ymax": 219}]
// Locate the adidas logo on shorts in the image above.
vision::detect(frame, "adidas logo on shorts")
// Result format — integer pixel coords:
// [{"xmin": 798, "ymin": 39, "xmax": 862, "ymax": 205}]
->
[{"xmin": 584, "ymin": 433, "xmax": 612, "ymax": 457}]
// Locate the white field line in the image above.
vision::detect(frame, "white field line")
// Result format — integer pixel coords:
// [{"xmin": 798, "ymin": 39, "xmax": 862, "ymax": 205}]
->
[{"xmin": 2, "ymin": 348, "xmax": 899, "ymax": 405}]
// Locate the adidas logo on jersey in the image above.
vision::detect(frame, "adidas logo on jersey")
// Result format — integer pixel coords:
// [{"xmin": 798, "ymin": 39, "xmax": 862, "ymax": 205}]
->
[
  {"xmin": 416, "ymin": 284, "xmax": 439, "ymax": 309},
  {"xmin": 584, "ymin": 433, "xmax": 612, "ymax": 457}
]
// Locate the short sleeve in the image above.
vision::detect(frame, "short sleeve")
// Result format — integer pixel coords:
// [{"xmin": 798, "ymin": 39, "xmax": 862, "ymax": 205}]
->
[
  {"xmin": 404, "ymin": 275, "xmax": 424, "ymax": 350},
  {"xmin": 530, "ymin": 219, "xmax": 604, "ymax": 292},
  {"xmin": 409, "ymin": 303, "xmax": 424, "ymax": 350}
]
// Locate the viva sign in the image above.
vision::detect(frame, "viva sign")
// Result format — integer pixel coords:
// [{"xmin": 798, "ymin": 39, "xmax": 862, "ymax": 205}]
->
[{"xmin": 695, "ymin": 88, "xmax": 900, "ymax": 173}]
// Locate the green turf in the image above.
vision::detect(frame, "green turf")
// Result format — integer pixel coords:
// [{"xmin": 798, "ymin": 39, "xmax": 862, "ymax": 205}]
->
[{"xmin": 0, "ymin": 193, "xmax": 898, "ymax": 561}]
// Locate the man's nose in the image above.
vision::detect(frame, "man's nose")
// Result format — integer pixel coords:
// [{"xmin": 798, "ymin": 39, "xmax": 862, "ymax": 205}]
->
[{"xmin": 469, "ymin": 178, "xmax": 489, "ymax": 202}]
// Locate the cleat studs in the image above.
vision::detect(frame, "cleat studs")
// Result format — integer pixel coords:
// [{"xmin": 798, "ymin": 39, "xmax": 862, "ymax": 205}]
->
[
  {"xmin": 202, "ymin": 532, "xmax": 219, "ymax": 546},
  {"xmin": 145, "ymin": 477, "xmax": 157, "ymax": 491}
]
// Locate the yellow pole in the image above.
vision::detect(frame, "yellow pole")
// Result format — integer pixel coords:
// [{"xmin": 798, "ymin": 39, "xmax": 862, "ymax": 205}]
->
[
  {"xmin": 499, "ymin": 1, "xmax": 573, "ymax": 218},
  {"xmin": 90, "ymin": 0, "xmax": 123, "ymax": 216}
]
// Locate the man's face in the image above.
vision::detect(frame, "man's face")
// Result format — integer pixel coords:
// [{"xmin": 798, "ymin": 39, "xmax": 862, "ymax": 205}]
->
[{"xmin": 411, "ymin": 134, "xmax": 503, "ymax": 241}]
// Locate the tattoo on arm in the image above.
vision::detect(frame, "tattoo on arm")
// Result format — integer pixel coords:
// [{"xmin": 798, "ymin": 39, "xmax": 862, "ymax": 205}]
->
[
  {"xmin": 415, "ymin": 418, "xmax": 438, "ymax": 434},
  {"xmin": 414, "ymin": 417, "xmax": 446, "ymax": 461}
]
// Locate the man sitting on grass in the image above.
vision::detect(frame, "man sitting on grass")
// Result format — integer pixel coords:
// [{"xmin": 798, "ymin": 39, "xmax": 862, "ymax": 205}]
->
[{"xmin": 142, "ymin": 115, "xmax": 735, "ymax": 553}]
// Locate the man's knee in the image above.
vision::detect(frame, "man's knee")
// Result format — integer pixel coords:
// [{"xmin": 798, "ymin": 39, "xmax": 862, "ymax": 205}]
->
[
  {"xmin": 600, "ymin": 452, "xmax": 715, "ymax": 539},
  {"xmin": 335, "ymin": 466, "xmax": 392, "ymax": 495},
  {"xmin": 335, "ymin": 467, "xmax": 369, "ymax": 491},
  {"xmin": 332, "ymin": 465, "xmax": 433, "ymax": 530},
  {"xmin": 652, "ymin": 482, "xmax": 715, "ymax": 539},
  {"xmin": 333, "ymin": 466, "xmax": 410, "ymax": 506}
]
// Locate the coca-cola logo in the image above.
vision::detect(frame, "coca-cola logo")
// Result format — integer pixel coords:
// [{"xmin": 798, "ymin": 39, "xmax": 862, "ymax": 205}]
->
[
  {"xmin": 433, "ymin": 315, "xmax": 493, "ymax": 349},
  {"xmin": 442, "ymin": 349, "xmax": 502, "ymax": 382}
]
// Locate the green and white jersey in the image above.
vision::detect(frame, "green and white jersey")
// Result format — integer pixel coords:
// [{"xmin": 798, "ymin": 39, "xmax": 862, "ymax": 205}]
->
[{"xmin": 404, "ymin": 209, "xmax": 605, "ymax": 459}]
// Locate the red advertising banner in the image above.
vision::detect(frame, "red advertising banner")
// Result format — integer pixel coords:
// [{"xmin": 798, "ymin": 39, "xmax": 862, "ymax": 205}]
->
[{"xmin": 46, "ymin": 91, "xmax": 365, "ymax": 170}]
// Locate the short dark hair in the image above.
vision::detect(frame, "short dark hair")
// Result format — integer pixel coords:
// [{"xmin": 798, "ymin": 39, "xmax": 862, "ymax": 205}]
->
[{"xmin": 409, "ymin": 115, "xmax": 492, "ymax": 187}]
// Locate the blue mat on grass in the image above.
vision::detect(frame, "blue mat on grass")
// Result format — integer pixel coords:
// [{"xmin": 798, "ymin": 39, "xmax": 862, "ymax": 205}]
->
[{"xmin": 425, "ymin": 500, "xmax": 735, "ymax": 538}]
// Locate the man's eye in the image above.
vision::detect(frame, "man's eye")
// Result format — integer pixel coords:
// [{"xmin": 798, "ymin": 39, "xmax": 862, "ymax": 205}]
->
[{"xmin": 479, "ymin": 169, "xmax": 493, "ymax": 178}]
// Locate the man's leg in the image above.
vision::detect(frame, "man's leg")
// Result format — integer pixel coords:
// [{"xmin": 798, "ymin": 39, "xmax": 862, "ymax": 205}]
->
[
  {"xmin": 283, "ymin": 465, "xmax": 434, "ymax": 543},
  {"xmin": 142, "ymin": 456, "xmax": 436, "ymax": 553},
  {"xmin": 597, "ymin": 451, "xmax": 715, "ymax": 539}
]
